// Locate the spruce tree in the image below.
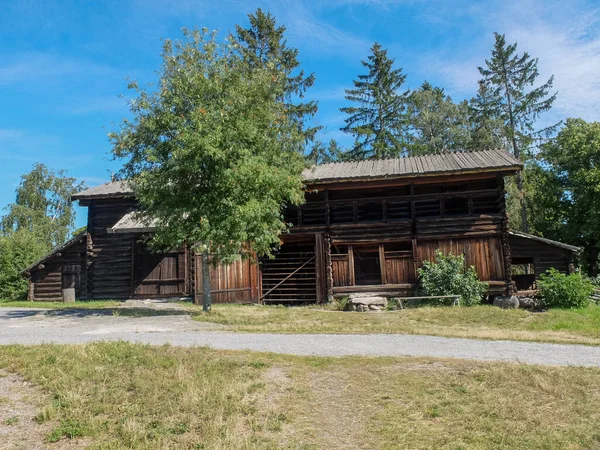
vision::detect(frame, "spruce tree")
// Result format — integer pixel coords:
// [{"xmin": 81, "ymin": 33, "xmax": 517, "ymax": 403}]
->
[
  {"xmin": 235, "ymin": 9, "xmax": 318, "ymax": 143},
  {"xmin": 407, "ymin": 82, "xmax": 471, "ymax": 155},
  {"xmin": 468, "ymin": 80, "xmax": 505, "ymax": 150},
  {"xmin": 306, "ymin": 138, "xmax": 343, "ymax": 165},
  {"xmin": 340, "ymin": 42, "xmax": 409, "ymax": 160},
  {"xmin": 477, "ymin": 32, "xmax": 557, "ymax": 232}
]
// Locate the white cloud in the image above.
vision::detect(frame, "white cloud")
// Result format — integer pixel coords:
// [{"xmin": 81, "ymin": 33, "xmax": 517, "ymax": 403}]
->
[
  {"xmin": 423, "ymin": 0, "xmax": 600, "ymax": 121},
  {"xmin": 56, "ymin": 96, "xmax": 129, "ymax": 116},
  {"xmin": 0, "ymin": 52, "xmax": 118, "ymax": 86}
]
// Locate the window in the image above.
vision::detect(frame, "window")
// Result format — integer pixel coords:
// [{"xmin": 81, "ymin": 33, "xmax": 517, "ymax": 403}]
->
[{"xmin": 443, "ymin": 197, "xmax": 469, "ymax": 216}]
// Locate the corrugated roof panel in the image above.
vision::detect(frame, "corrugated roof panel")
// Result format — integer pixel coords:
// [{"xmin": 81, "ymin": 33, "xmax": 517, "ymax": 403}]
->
[{"xmin": 74, "ymin": 149, "xmax": 521, "ymax": 199}]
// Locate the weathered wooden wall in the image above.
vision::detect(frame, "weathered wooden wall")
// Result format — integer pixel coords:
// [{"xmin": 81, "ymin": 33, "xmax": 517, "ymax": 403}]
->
[
  {"xmin": 194, "ymin": 256, "xmax": 259, "ymax": 303},
  {"xmin": 509, "ymin": 234, "xmax": 575, "ymax": 277},
  {"xmin": 86, "ymin": 199, "xmax": 138, "ymax": 299},
  {"xmin": 415, "ymin": 237, "xmax": 505, "ymax": 281},
  {"xmin": 29, "ymin": 235, "xmax": 86, "ymax": 301},
  {"xmin": 133, "ymin": 242, "xmax": 189, "ymax": 297}
]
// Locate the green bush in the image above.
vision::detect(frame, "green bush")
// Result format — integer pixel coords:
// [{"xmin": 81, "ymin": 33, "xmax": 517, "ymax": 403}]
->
[
  {"xmin": 0, "ymin": 230, "xmax": 49, "ymax": 300},
  {"xmin": 537, "ymin": 268, "xmax": 594, "ymax": 309},
  {"xmin": 418, "ymin": 250, "xmax": 487, "ymax": 306}
]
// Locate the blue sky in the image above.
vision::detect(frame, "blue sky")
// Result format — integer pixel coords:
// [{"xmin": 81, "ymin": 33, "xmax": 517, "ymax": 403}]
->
[{"xmin": 1, "ymin": 0, "xmax": 599, "ymax": 229}]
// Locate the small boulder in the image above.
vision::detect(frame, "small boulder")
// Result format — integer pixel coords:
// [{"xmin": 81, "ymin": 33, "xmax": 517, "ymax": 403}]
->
[
  {"xmin": 348, "ymin": 295, "xmax": 387, "ymax": 307},
  {"xmin": 493, "ymin": 295, "xmax": 520, "ymax": 309},
  {"xmin": 518, "ymin": 296, "xmax": 540, "ymax": 309}
]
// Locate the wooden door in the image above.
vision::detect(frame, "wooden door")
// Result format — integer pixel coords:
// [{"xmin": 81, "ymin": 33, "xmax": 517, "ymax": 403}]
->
[{"xmin": 133, "ymin": 242, "xmax": 187, "ymax": 297}]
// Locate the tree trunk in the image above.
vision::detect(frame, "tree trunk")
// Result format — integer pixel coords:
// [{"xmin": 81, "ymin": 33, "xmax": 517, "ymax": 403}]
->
[
  {"xmin": 202, "ymin": 251, "xmax": 212, "ymax": 311},
  {"xmin": 503, "ymin": 73, "xmax": 529, "ymax": 233},
  {"xmin": 587, "ymin": 246, "xmax": 599, "ymax": 277}
]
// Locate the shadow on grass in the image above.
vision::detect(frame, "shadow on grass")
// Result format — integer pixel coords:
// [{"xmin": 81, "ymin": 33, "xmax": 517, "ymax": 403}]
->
[
  {"xmin": 0, "ymin": 307, "xmax": 193, "ymax": 320},
  {"xmin": 46, "ymin": 308, "xmax": 193, "ymax": 318}
]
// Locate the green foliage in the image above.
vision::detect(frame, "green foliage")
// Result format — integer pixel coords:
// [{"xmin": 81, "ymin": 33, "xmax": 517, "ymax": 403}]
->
[
  {"xmin": 0, "ymin": 230, "xmax": 49, "ymax": 299},
  {"xmin": 477, "ymin": 32, "xmax": 558, "ymax": 232},
  {"xmin": 234, "ymin": 8, "xmax": 318, "ymax": 143},
  {"xmin": 418, "ymin": 250, "xmax": 487, "ymax": 306},
  {"xmin": 111, "ymin": 28, "xmax": 306, "ymax": 268},
  {"xmin": 468, "ymin": 80, "xmax": 505, "ymax": 150},
  {"xmin": 527, "ymin": 119, "xmax": 600, "ymax": 275},
  {"xmin": 340, "ymin": 42, "xmax": 409, "ymax": 160},
  {"xmin": 537, "ymin": 268, "xmax": 594, "ymax": 309},
  {"xmin": 306, "ymin": 138, "xmax": 343, "ymax": 165},
  {"xmin": 1, "ymin": 163, "xmax": 85, "ymax": 248},
  {"xmin": 407, "ymin": 82, "xmax": 472, "ymax": 155}
]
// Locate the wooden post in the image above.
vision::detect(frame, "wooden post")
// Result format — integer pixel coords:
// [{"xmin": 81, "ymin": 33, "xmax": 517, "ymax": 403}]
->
[
  {"xmin": 498, "ymin": 176, "xmax": 513, "ymax": 294},
  {"xmin": 379, "ymin": 244, "xmax": 387, "ymax": 284},
  {"xmin": 325, "ymin": 235, "xmax": 333, "ymax": 301},
  {"xmin": 28, "ymin": 280, "xmax": 34, "ymax": 302},
  {"xmin": 348, "ymin": 245, "xmax": 355, "ymax": 286},
  {"xmin": 315, "ymin": 233, "xmax": 326, "ymax": 303}
]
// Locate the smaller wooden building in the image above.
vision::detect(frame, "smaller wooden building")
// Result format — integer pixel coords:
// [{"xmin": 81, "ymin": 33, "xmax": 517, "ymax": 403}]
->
[{"xmin": 508, "ymin": 230, "xmax": 581, "ymax": 291}]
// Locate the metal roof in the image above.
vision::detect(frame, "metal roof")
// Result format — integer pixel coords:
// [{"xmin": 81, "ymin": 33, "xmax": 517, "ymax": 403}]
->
[
  {"xmin": 508, "ymin": 230, "xmax": 582, "ymax": 254},
  {"xmin": 73, "ymin": 150, "xmax": 521, "ymax": 200},
  {"xmin": 303, "ymin": 149, "xmax": 521, "ymax": 183},
  {"xmin": 71, "ymin": 180, "xmax": 133, "ymax": 200},
  {"xmin": 108, "ymin": 211, "xmax": 157, "ymax": 234}
]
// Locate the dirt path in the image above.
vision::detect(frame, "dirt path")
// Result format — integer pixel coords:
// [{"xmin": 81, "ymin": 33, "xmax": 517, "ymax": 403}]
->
[{"xmin": 1, "ymin": 307, "xmax": 600, "ymax": 367}]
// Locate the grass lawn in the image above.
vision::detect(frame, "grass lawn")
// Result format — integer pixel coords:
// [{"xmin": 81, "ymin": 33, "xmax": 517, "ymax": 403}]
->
[
  {"xmin": 192, "ymin": 304, "xmax": 600, "ymax": 346},
  {"xmin": 0, "ymin": 342, "xmax": 599, "ymax": 449},
  {"xmin": 0, "ymin": 298, "xmax": 120, "ymax": 309}
]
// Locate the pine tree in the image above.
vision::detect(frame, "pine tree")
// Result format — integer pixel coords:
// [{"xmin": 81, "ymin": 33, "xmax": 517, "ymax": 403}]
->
[
  {"xmin": 340, "ymin": 42, "xmax": 409, "ymax": 160},
  {"xmin": 478, "ymin": 32, "xmax": 557, "ymax": 232},
  {"xmin": 468, "ymin": 80, "xmax": 505, "ymax": 150},
  {"xmin": 235, "ymin": 9, "xmax": 318, "ymax": 143},
  {"xmin": 407, "ymin": 82, "xmax": 471, "ymax": 155}
]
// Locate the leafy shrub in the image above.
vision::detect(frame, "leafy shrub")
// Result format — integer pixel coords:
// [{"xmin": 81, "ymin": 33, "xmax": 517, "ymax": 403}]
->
[
  {"xmin": 0, "ymin": 230, "xmax": 49, "ymax": 300},
  {"xmin": 537, "ymin": 268, "xmax": 594, "ymax": 309},
  {"xmin": 418, "ymin": 250, "xmax": 487, "ymax": 306}
]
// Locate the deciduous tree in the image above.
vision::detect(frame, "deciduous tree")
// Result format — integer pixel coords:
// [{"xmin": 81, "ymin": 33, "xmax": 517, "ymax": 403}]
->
[
  {"xmin": 111, "ymin": 29, "xmax": 307, "ymax": 311},
  {"xmin": 1, "ymin": 163, "xmax": 84, "ymax": 249},
  {"xmin": 529, "ymin": 119, "xmax": 600, "ymax": 275}
]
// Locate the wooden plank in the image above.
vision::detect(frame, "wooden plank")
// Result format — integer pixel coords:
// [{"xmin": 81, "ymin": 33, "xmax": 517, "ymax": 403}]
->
[
  {"xmin": 348, "ymin": 245, "xmax": 355, "ymax": 286},
  {"xmin": 379, "ymin": 244, "xmax": 387, "ymax": 284}
]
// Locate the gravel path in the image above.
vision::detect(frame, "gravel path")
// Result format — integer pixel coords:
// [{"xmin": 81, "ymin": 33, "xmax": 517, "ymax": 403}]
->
[{"xmin": 1, "ymin": 307, "xmax": 600, "ymax": 367}]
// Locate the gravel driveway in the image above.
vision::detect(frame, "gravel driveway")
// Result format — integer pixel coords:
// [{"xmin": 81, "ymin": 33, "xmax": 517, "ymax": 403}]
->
[{"xmin": 1, "ymin": 307, "xmax": 600, "ymax": 367}]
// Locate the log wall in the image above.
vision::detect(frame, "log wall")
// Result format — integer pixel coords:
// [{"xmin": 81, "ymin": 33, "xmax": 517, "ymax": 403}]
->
[
  {"xmin": 509, "ymin": 234, "xmax": 575, "ymax": 277},
  {"xmin": 87, "ymin": 199, "xmax": 138, "ymax": 299},
  {"xmin": 29, "ymin": 235, "xmax": 86, "ymax": 301}
]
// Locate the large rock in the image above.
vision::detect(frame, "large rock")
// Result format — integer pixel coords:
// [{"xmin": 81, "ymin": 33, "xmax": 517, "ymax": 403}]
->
[
  {"xmin": 348, "ymin": 295, "xmax": 387, "ymax": 307},
  {"xmin": 493, "ymin": 295, "xmax": 520, "ymax": 309}
]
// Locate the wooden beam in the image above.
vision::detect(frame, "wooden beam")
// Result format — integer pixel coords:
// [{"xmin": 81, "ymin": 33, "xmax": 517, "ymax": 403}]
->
[
  {"xmin": 379, "ymin": 244, "xmax": 387, "ymax": 284},
  {"xmin": 348, "ymin": 245, "xmax": 355, "ymax": 286}
]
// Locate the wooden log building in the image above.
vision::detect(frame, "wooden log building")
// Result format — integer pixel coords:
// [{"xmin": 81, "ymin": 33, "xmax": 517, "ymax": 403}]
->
[{"xmin": 22, "ymin": 149, "xmax": 581, "ymax": 303}]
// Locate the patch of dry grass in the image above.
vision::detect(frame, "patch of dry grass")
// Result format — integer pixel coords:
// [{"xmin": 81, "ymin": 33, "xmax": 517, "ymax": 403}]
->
[
  {"xmin": 0, "ymin": 343, "xmax": 599, "ymax": 449},
  {"xmin": 192, "ymin": 304, "xmax": 600, "ymax": 345}
]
